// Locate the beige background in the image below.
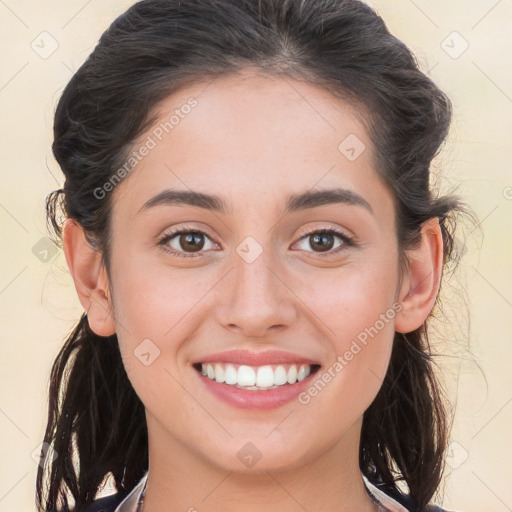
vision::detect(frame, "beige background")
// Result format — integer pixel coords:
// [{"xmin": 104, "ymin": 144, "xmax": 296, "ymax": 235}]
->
[{"xmin": 1, "ymin": 1, "xmax": 511, "ymax": 511}]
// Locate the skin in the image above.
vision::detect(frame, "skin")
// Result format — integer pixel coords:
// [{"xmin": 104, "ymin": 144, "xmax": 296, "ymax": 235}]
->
[{"xmin": 63, "ymin": 69, "xmax": 443, "ymax": 512}]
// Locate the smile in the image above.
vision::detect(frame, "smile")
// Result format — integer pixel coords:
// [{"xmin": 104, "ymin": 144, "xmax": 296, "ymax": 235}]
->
[
  {"xmin": 196, "ymin": 362, "xmax": 320, "ymax": 390},
  {"xmin": 192, "ymin": 349, "xmax": 322, "ymax": 409}
]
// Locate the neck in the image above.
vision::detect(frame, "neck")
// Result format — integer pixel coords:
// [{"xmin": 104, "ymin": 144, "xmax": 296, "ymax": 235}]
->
[{"xmin": 141, "ymin": 416, "xmax": 380, "ymax": 512}]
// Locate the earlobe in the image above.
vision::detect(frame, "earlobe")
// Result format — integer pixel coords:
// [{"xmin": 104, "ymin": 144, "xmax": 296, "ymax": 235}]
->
[
  {"xmin": 394, "ymin": 218, "xmax": 444, "ymax": 334},
  {"xmin": 62, "ymin": 218, "xmax": 116, "ymax": 337}
]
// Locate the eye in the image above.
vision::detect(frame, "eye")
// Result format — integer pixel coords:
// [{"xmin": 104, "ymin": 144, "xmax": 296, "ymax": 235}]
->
[
  {"xmin": 293, "ymin": 227, "xmax": 354, "ymax": 256},
  {"xmin": 157, "ymin": 226, "xmax": 354, "ymax": 259},
  {"xmin": 157, "ymin": 228, "xmax": 219, "ymax": 258}
]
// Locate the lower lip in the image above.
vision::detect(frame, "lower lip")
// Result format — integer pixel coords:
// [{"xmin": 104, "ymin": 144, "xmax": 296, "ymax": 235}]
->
[{"xmin": 195, "ymin": 368, "xmax": 319, "ymax": 410}]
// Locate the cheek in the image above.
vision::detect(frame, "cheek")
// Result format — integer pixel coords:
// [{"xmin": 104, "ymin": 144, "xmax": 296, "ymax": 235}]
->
[
  {"xmin": 110, "ymin": 252, "xmax": 212, "ymax": 341},
  {"xmin": 296, "ymin": 253, "xmax": 399, "ymax": 343},
  {"xmin": 108, "ymin": 253, "xmax": 214, "ymax": 388},
  {"xmin": 293, "ymin": 255, "xmax": 399, "ymax": 411}
]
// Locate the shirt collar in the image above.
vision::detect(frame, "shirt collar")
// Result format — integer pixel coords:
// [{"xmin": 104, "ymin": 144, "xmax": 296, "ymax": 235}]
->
[
  {"xmin": 114, "ymin": 472, "xmax": 147, "ymax": 512},
  {"xmin": 115, "ymin": 471, "xmax": 409, "ymax": 512}
]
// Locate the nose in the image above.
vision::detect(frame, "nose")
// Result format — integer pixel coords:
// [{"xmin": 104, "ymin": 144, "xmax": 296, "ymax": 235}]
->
[{"xmin": 214, "ymin": 243, "xmax": 297, "ymax": 339}]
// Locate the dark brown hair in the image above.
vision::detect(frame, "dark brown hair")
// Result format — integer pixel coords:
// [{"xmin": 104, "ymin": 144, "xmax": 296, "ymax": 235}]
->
[{"xmin": 37, "ymin": 0, "xmax": 462, "ymax": 510}]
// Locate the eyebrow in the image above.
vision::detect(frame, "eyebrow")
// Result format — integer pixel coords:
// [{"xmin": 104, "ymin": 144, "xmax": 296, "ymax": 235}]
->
[{"xmin": 138, "ymin": 187, "xmax": 373, "ymax": 215}]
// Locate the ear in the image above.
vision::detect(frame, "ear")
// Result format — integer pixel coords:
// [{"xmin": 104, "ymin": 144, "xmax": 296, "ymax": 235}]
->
[
  {"xmin": 394, "ymin": 217, "xmax": 444, "ymax": 334},
  {"xmin": 62, "ymin": 218, "xmax": 116, "ymax": 336}
]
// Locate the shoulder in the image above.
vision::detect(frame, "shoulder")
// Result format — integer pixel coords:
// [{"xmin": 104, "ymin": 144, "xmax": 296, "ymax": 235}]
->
[{"xmin": 79, "ymin": 492, "xmax": 126, "ymax": 512}]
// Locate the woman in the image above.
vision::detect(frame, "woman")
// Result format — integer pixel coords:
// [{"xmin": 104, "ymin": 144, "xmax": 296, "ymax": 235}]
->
[{"xmin": 37, "ymin": 0, "xmax": 462, "ymax": 511}]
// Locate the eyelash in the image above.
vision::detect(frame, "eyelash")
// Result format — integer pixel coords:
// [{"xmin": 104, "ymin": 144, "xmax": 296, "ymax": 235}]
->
[{"xmin": 157, "ymin": 226, "xmax": 355, "ymax": 259}]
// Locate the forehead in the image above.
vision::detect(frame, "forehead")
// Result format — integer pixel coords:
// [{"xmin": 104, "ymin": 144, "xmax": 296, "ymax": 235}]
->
[{"xmin": 110, "ymin": 70, "xmax": 392, "ymax": 222}]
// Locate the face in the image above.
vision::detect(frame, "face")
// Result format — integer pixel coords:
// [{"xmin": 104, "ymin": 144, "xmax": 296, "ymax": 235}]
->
[{"xmin": 106, "ymin": 70, "xmax": 402, "ymax": 474}]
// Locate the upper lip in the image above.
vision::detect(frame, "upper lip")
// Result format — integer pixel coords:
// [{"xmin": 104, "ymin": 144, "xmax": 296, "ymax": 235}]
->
[{"xmin": 193, "ymin": 349, "xmax": 321, "ymax": 367}]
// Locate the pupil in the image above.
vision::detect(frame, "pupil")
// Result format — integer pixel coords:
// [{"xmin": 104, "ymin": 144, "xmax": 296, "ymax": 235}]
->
[
  {"xmin": 181, "ymin": 232, "xmax": 204, "ymax": 252},
  {"xmin": 311, "ymin": 233, "xmax": 333, "ymax": 252}
]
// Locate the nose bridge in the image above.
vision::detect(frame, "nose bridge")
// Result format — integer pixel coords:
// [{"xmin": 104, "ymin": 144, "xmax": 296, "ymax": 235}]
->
[
  {"xmin": 230, "ymin": 203, "xmax": 281, "ymax": 297},
  {"xmin": 233, "ymin": 233, "xmax": 282, "ymax": 307},
  {"xmin": 216, "ymin": 230, "xmax": 296, "ymax": 337}
]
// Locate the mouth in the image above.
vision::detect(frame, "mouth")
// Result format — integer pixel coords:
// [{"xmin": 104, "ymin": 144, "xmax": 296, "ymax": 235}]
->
[
  {"xmin": 191, "ymin": 350, "xmax": 322, "ymax": 410},
  {"xmin": 192, "ymin": 362, "xmax": 321, "ymax": 390}
]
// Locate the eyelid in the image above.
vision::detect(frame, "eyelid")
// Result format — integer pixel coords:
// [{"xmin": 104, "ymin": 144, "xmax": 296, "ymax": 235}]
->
[
  {"xmin": 291, "ymin": 225, "xmax": 355, "ymax": 256},
  {"xmin": 157, "ymin": 224, "xmax": 220, "ymax": 258},
  {"xmin": 159, "ymin": 223, "xmax": 216, "ymax": 240},
  {"xmin": 293, "ymin": 224, "xmax": 354, "ymax": 244},
  {"xmin": 157, "ymin": 223, "xmax": 355, "ymax": 258}
]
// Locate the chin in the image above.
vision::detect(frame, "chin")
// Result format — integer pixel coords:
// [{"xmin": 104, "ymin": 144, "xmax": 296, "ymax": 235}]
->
[{"xmin": 194, "ymin": 433, "xmax": 320, "ymax": 475}]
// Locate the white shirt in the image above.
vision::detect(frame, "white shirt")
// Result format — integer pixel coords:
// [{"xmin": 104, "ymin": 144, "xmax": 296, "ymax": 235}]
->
[{"xmin": 114, "ymin": 471, "xmax": 409, "ymax": 512}]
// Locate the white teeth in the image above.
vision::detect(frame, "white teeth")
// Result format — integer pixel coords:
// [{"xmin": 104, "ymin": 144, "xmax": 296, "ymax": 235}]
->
[
  {"xmin": 287, "ymin": 365, "xmax": 297, "ymax": 384},
  {"xmin": 214, "ymin": 363, "xmax": 225, "ymax": 383},
  {"xmin": 225, "ymin": 364, "xmax": 237, "ymax": 385},
  {"xmin": 274, "ymin": 365, "xmax": 288, "ymax": 385},
  {"xmin": 256, "ymin": 365, "xmax": 274, "ymax": 387},
  {"xmin": 199, "ymin": 362, "xmax": 314, "ymax": 389},
  {"xmin": 297, "ymin": 364, "xmax": 311, "ymax": 382},
  {"xmin": 237, "ymin": 365, "xmax": 256, "ymax": 386}
]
